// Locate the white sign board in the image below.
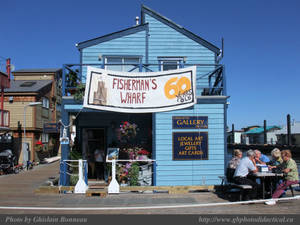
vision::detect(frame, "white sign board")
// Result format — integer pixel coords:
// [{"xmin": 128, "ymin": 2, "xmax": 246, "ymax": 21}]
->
[
  {"xmin": 106, "ymin": 148, "xmax": 119, "ymax": 162},
  {"xmin": 83, "ymin": 66, "xmax": 197, "ymax": 113}
]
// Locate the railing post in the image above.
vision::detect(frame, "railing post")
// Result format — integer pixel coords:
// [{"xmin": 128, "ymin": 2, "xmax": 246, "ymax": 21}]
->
[
  {"xmin": 222, "ymin": 65, "xmax": 227, "ymax": 96},
  {"xmin": 59, "ymin": 161, "xmax": 63, "ymax": 186},
  {"xmin": 179, "ymin": 61, "xmax": 184, "ymax": 68},
  {"xmin": 84, "ymin": 160, "xmax": 88, "ymax": 185},
  {"xmin": 60, "ymin": 160, "xmax": 68, "ymax": 186}
]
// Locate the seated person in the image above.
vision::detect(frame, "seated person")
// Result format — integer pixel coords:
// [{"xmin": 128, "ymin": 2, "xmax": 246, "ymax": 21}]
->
[
  {"xmin": 228, "ymin": 149, "xmax": 243, "ymax": 170},
  {"xmin": 265, "ymin": 150, "xmax": 299, "ymax": 205},
  {"xmin": 266, "ymin": 148, "xmax": 283, "ymax": 195},
  {"xmin": 254, "ymin": 149, "xmax": 270, "ymax": 164},
  {"xmin": 233, "ymin": 150, "xmax": 259, "ymax": 200},
  {"xmin": 267, "ymin": 148, "xmax": 283, "ymax": 172}
]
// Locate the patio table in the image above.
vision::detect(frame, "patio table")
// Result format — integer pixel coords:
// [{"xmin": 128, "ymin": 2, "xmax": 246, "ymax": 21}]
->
[{"xmin": 254, "ymin": 172, "xmax": 283, "ymax": 199}]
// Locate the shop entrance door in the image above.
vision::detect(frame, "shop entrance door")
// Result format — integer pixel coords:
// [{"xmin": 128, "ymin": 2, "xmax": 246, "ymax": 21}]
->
[{"xmin": 82, "ymin": 128, "xmax": 106, "ymax": 181}]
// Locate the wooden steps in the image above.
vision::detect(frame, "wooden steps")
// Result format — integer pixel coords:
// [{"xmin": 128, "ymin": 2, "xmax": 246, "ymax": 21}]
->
[
  {"xmin": 86, "ymin": 188, "xmax": 107, "ymax": 197},
  {"xmin": 86, "ymin": 180, "xmax": 108, "ymax": 197}
]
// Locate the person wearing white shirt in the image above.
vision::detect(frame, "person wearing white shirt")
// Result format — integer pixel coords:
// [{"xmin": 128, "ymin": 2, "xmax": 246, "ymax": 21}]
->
[
  {"xmin": 94, "ymin": 148, "xmax": 105, "ymax": 180},
  {"xmin": 233, "ymin": 150, "xmax": 259, "ymax": 200}
]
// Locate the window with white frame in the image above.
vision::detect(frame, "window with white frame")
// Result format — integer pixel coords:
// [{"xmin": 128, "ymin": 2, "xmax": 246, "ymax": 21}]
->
[
  {"xmin": 42, "ymin": 97, "xmax": 49, "ymax": 109},
  {"xmin": 104, "ymin": 56, "xmax": 141, "ymax": 72},
  {"xmin": 41, "ymin": 133, "xmax": 49, "ymax": 143},
  {"xmin": 158, "ymin": 57, "xmax": 185, "ymax": 71}
]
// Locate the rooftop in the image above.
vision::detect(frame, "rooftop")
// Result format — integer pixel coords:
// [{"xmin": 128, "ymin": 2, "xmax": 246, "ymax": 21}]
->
[
  {"xmin": 244, "ymin": 126, "xmax": 281, "ymax": 134},
  {"xmin": 13, "ymin": 68, "xmax": 61, "ymax": 73},
  {"xmin": 4, "ymin": 80, "xmax": 52, "ymax": 93}
]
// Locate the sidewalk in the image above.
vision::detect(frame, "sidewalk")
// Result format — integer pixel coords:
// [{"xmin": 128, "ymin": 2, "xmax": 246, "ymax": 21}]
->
[{"xmin": 0, "ymin": 161, "xmax": 299, "ymax": 214}]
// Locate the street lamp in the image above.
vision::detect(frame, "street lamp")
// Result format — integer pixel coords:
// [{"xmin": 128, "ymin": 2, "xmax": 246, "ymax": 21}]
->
[{"xmin": 23, "ymin": 102, "xmax": 42, "ymax": 168}]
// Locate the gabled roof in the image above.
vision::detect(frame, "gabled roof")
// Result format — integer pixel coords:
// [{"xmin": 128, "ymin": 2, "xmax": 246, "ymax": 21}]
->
[
  {"xmin": 4, "ymin": 80, "xmax": 52, "ymax": 93},
  {"xmin": 76, "ymin": 23, "xmax": 148, "ymax": 50},
  {"xmin": 13, "ymin": 68, "xmax": 61, "ymax": 73},
  {"xmin": 141, "ymin": 5, "xmax": 221, "ymax": 55},
  {"xmin": 244, "ymin": 126, "xmax": 281, "ymax": 134},
  {"xmin": 76, "ymin": 5, "xmax": 221, "ymax": 54}
]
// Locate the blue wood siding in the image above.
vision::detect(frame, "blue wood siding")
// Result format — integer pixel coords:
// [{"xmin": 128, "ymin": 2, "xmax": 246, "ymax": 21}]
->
[
  {"xmin": 154, "ymin": 103, "xmax": 225, "ymax": 186},
  {"xmin": 68, "ymin": 10, "xmax": 226, "ymax": 187},
  {"xmin": 144, "ymin": 14, "xmax": 216, "ymax": 96},
  {"xmin": 81, "ymin": 30, "xmax": 146, "ymax": 81}
]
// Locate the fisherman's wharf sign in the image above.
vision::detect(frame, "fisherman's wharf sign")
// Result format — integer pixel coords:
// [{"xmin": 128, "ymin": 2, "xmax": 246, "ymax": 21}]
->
[{"xmin": 83, "ymin": 66, "xmax": 196, "ymax": 113}]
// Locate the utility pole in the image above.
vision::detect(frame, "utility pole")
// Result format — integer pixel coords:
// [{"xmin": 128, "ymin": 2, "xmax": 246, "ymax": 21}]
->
[
  {"xmin": 287, "ymin": 114, "xmax": 291, "ymax": 146},
  {"xmin": 231, "ymin": 124, "xmax": 235, "ymax": 144},
  {"xmin": 263, "ymin": 120, "xmax": 267, "ymax": 144}
]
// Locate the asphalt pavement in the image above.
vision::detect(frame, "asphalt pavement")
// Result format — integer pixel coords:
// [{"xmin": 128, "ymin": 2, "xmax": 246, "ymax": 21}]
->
[{"xmin": 0, "ymin": 161, "xmax": 300, "ymax": 214}]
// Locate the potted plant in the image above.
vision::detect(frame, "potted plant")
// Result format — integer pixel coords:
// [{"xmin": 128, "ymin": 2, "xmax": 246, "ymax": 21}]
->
[{"xmin": 35, "ymin": 141, "xmax": 48, "ymax": 162}]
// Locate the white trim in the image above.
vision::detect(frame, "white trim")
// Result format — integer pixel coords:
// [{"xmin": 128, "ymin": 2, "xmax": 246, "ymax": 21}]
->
[{"xmin": 0, "ymin": 196, "xmax": 299, "ymax": 211}]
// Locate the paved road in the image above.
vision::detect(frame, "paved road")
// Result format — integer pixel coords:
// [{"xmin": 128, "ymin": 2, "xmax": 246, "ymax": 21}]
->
[{"xmin": 0, "ymin": 161, "xmax": 300, "ymax": 214}]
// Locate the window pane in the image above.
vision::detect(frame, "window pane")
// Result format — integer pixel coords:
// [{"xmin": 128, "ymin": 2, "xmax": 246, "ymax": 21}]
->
[
  {"xmin": 106, "ymin": 57, "xmax": 122, "ymax": 71},
  {"xmin": 42, "ymin": 133, "xmax": 49, "ymax": 143},
  {"xmin": 162, "ymin": 61, "xmax": 178, "ymax": 71},
  {"xmin": 42, "ymin": 98, "xmax": 49, "ymax": 108},
  {"xmin": 124, "ymin": 58, "xmax": 139, "ymax": 72}
]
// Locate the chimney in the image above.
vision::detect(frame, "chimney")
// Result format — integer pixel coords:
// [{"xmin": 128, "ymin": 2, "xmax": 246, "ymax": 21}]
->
[{"xmin": 135, "ymin": 16, "xmax": 139, "ymax": 25}]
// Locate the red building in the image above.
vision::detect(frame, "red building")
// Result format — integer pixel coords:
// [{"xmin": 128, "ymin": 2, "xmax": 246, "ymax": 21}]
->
[{"xmin": 0, "ymin": 58, "xmax": 11, "ymax": 131}]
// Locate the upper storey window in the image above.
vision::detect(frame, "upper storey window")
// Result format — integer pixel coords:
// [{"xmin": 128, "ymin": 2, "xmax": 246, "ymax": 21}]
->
[
  {"xmin": 158, "ymin": 57, "xmax": 185, "ymax": 71},
  {"xmin": 104, "ymin": 56, "xmax": 141, "ymax": 72}
]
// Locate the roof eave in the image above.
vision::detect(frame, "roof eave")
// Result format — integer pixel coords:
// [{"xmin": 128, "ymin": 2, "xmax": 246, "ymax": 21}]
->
[{"xmin": 76, "ymin": 23, "xmax": 149, "ymax": 50}]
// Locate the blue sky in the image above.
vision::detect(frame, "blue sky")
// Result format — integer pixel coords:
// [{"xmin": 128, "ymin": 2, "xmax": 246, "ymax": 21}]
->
[{"xmin": 1, "ymin": 0, "xmax": 299, "ymax": 129}]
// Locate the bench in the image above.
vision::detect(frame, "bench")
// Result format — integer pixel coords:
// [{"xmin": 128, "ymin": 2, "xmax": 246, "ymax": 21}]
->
[{"xmin": 219, "ymin": 175, "xmax": 253, "ymax": 201}]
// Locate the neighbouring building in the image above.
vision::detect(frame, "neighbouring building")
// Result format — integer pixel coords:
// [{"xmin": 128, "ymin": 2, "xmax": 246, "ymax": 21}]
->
[
  {"xmin": 60, "ymin": 5, "xmax": 228, "ymax": 186},
  {"xmin": 227, "ymin": 130, "xmax": 244, "ymax": 144},
  {"xmin": 4, "ymin": 68, "xmax": 62, "ymax": 164},
  {"xmin": 243, "ymin": 126, "xmax": 281, "ymax": 145},
  {"xmin": 275, "ymin": 121, "xmax": 300, "ymax": 146},
  {"xmin": 0, "ymin": 59, "xmax": 12, "ymax": 152}
]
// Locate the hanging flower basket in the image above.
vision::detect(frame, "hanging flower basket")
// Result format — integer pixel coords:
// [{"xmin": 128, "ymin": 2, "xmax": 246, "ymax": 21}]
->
[{"xmin": 119, "ymin": 121, "xmax": 138, "ymax": 140}]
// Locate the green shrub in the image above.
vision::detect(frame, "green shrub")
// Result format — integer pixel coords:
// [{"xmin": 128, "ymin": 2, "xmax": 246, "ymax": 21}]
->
[{"xmin": 128, "ymin": 162, "xmax": 140, "ymax": 186}]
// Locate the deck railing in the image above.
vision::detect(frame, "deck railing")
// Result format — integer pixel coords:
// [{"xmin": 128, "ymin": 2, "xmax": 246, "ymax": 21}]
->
[{"xmin": 62, "ymin": 63, "xmax": 226, "ymax": 97}]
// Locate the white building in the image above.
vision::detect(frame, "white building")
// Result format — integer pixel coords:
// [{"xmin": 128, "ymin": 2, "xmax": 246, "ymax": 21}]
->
[{"xmin": 275, "ymin": 121, "xmax": 300, "ymax": 146}]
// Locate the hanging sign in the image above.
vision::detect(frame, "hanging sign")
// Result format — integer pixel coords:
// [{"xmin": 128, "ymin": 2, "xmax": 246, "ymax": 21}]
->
[
  {"xmin": 173, "ymin": 132, "xmax": 208, "ymax": 160},
  {"xmin": 83, "ymin": 66, "xmax": 197, "ymax": 113},
  {"xmin": 43, "ymin": 123, "xmax": 60, "ymax": 133},
  {"xmin": 172, "ymin": 116, "xmax": 208, "ymax": 129}
]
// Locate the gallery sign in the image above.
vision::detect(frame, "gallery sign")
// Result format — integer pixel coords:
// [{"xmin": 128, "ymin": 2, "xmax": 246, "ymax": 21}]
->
[
  {"xmin": 172, "ymin": 116, "xmax": 208, "ymax": 129},
  {"xmin": 83, "ymin": 66, "xmax": 197, "ymax": 113},
  {"xmin": 173, "ymin": 132, "xmax": 208, "ymax": 160}
]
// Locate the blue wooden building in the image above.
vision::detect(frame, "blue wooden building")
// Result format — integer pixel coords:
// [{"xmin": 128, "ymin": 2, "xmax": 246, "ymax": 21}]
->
[{"xmin": 60, "ymin": 5, "xmax": 228, "ymax": 186}]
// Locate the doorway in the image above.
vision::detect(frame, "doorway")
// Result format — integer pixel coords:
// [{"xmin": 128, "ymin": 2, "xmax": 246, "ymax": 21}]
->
[{"xmin": 82, "ymin": 128, "xmax": 106, "ymax": 180}]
